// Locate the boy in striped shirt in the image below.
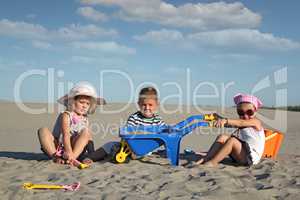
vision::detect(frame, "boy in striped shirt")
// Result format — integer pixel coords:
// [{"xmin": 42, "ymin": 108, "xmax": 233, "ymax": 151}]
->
[
  {"xmin": 126, "ymin": 86, "xmax": 166, "ymax": 158},
  {"xmin": 126, "ymin": 87, "xmax": 165, "ymax": 127},
  {"xmin": 82, "ymin": 87, "xmax": 165, "ymax": 163}
]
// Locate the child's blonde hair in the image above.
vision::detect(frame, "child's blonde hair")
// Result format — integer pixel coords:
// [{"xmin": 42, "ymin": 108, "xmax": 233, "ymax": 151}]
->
[{"xmin": 138, "ymin": 87, "xmax": 158, "ymax": 103}]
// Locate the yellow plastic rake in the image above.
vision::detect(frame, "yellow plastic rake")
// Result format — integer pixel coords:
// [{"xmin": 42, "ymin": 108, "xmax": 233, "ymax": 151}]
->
[{"xmin": 23, "ymin": 182, "xmax": 80, "ymax": 191}]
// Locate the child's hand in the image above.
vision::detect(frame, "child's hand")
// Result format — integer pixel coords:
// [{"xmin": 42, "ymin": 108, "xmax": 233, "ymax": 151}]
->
[
  {"xmin": 213, "ymin": 119, "xmax": 228, "ymax": 128},
  {"xmin": 63, "ymin": 151, "xmax": 75, "ymax": 164},
  {"xmin": 213, "ymin": 113, "xmax": 224, "ymax": 120}
]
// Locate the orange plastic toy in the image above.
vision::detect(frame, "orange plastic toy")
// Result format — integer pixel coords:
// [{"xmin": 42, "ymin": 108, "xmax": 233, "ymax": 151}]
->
[{"xmin": 263, "ymin": 129, "xmax": 284, "ymax": 159}]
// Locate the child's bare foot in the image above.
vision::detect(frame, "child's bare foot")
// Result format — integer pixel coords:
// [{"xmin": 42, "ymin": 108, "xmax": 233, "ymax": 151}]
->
[
  {"xmin": 179, "ymin": 159, "xmax": 189, "ymax": 166},
  {"xmin": 52, "ymin": 156, "xmax": 65, "ymax": 164},
  {"xmin": 203, "ymin": 161, "xmax": 217, "ymax": 167},
  {"xmin": 195, "ymin": 158, "xmax": 205, "ymax": 165},
  {"xmin": 82, "ymin": 158, "xmax": 93, "ymax": 165},
  {"xmin": 131, "ymin": 152, "xmax": 138, "ymax": 160},
  {"xmin": 195, "ymin": 152, "xmax": 207, "ymax": 156}
]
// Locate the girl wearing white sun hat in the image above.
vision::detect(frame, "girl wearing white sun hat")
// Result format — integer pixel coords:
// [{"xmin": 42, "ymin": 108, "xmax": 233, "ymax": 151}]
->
[
  {"xmin": 57, "ymin": 81, "xmax": 106, "ymax": 114},
  {"xmin": 37, "ymin": 81, "xmax": 106, "ymax": 165}
]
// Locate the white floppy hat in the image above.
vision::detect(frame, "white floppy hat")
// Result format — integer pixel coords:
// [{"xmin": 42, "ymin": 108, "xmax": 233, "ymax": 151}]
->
[{"xmin": 57, "ymin": 82, "xmax": 106, "ymax": 114}]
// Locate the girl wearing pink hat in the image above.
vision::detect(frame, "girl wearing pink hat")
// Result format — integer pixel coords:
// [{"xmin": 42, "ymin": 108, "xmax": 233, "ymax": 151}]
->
[
  {"xmin": 37, "ymin": 82, "xmax": 106, "ymax": 165},
  {"xmin": 196, "ymin": 93, "xmax": 265, "ymax": 167}
]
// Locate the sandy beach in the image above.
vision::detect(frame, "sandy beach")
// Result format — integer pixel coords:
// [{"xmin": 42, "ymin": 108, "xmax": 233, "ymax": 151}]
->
[{"xmin": 1, "ymin": 101, "xmax": 300, "ymax": 199}]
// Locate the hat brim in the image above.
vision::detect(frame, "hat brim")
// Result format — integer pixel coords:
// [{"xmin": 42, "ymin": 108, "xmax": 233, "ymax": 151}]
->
[{"xmin": 57, "ymin": 94, "xmax": 107, "ymax": 107}]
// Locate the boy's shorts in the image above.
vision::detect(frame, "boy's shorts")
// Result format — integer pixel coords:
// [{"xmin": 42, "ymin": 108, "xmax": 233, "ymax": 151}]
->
[{"xmin": 102, "ymin": 141, "xmax": 120, "ymax": 154}]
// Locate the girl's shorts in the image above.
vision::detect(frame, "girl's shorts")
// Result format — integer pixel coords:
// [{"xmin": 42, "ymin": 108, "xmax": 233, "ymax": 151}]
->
[{"xmin": 230, "ymin": 136, "xmax": 253, "ymax": 166}]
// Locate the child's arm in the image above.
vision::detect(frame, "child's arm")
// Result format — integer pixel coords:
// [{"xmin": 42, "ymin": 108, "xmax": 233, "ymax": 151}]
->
[
  {"xmin": 216, "ymin": 118, "xmax": 262, "ymax": 131},
  {"xmin": 125, "ymin": 115, "xmax": 136, "ymax": 127},
  {"xmin": 61, "ymin": 113, "xmax": 75, "ymax": 161}
]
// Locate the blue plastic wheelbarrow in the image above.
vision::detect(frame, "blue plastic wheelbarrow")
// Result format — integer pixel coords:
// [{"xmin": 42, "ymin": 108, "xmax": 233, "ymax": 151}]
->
[{"xmin": 111, "ymin": 114, "xmax": 215, "ymax": 166}]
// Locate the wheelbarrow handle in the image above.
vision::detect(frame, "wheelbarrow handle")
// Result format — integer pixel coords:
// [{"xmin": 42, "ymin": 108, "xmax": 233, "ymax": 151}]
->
[
  {"xmin": 120, "ymin": 125, "xmax": 169, "ymax": 135},
  {"xmin": 119, "ymin": 114, "xmax": 216, "ymax": 135},
  {"xmin": 172, "ymin": 115, "xmax": 204, "ymax": 129},
  {"xmin": 180, "ymin": 121, "xmax": 212, "ymax": 136},
  {"xmin": 172, "ymin": 114, "xmax": 215, "ymax": 129}
]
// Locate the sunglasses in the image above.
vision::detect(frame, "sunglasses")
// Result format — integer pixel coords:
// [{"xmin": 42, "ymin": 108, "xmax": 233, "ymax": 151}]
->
[{"xmin": 237, "ymin": 109, "xmax": 255, "ymax": 116}]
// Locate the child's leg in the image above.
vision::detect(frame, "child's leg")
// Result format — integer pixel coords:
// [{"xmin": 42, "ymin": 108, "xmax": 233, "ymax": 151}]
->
[
  {"xmin": 77, "ymin": 140, "xmax": 95, "ymax": 161},
  {"xmin": 205, "ymin": 134, "xmax": 230, "ymax": 160},
  {"xmin": 38, "ymin": 127, "xmax": 65, "ymax": 164},
  {"xmin": 71, "ymin": 128, "xmax": 92, "ymax": 159},
  {"xmin": 83, "ymin": 147, "xmax": 108, "ymax": 164},
  {"xmin": 85, "ymin": 140, "xmax": 95, "ymax": 153},
  {"xmin": 196, "ymin": 134, "xmax": 229, "ymax": 164},
  {"xmin": 206, "ymin": 137, "xmax": 247, "ymax": 166},
  {"xmin": 37, "ymin": 127, "xmax": 57, "ymax": 157},
  {"xmin": 82, "ymin": 141, "xmax": 121, "ymax": 164}
]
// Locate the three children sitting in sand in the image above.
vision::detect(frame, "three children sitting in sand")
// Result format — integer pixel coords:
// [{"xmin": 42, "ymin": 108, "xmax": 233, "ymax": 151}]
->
[{"xmin": 38, "ymin": 82, "xmax": 265, "ymax": 167}]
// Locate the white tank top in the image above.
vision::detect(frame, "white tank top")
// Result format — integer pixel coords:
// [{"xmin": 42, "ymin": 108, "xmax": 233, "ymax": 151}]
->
[{"xmin": 237, "ymin": 127, "xmax": 265, "ymax": 165}]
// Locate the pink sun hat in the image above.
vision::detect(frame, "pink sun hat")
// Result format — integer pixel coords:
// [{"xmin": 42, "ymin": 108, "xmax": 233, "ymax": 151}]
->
[{"xmin": 233, "ymin": 93, "xmax": 263, "ymax": 110}]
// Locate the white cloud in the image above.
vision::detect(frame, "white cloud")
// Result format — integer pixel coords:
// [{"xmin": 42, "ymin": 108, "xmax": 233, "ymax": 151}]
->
[
  {"xmin": 32, "ymin": 40, "xmax": 52, "ymax": 50},
  {"xmin": 0, "ymin": 19, "xmax": 48, "ymax": 40},
  {"xmin": 60, "ymin": 55, "xmax": 128, "ymax": 66},
  {"xmin": 77, "ymin": 6, "xmax": 108, "ymax": 22},
  {"xmin": 71, "ymin": 41, "xmax": 136, "ymax": 55},
  {"xmin": 134, "ymin": 28, "xmax": 300, "ymax": 52},
  {"xmin": 56, "ymin": 24, "xmax": 117, "ymax": 40},
  {"xmin": 0, "ymin": 19, "xmax": 118, "ymax": 41},
  {"xmin": 0, "ymin": 19, "xmax": 136, "ymax": 57},
  {"xmin": 80, "ymin": 0, "xmax": 261, "ymax": 30},
  {"xmin": 188, "ymin": 29, "xmax": 300, "ymax": 51},
  {"xmin": 70, "ymin": 55, "xmax": 124, "ymax": 65},
  {"xmin": 133, "ymin": 29, "xmax": 183, "ymax": 43}
]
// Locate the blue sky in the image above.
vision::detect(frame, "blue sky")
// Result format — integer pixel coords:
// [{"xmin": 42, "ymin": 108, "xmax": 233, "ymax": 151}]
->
[{"xmin": 0, "ymin": 0, "xmax": 299, "ymax": 107}]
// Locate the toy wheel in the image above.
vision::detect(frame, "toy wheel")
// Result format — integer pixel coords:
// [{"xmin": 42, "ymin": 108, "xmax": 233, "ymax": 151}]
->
[
  {"xmin": 115, "ymin": 152, "xmax": 129, "ymax": 163},
  {"xmin": 111, "ymin": 142, "xmax": 130, "ymax": 164}
]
